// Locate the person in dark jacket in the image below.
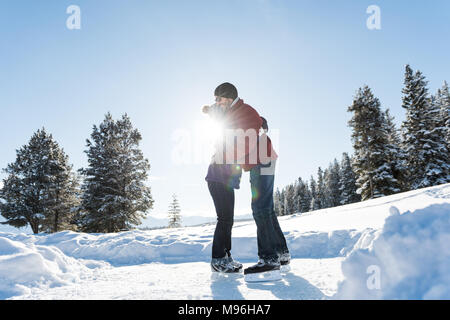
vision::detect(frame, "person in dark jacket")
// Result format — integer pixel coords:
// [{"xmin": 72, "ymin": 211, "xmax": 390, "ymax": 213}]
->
[{"xmin": 203, "ymin": 88, "xmax": 243, "ymax": 273}]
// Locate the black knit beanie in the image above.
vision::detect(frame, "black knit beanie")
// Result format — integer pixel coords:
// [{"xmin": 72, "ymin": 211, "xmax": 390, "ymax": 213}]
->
[{"xmin": 214, "ymin": 82, "xmax": 238, "ymax": 100}]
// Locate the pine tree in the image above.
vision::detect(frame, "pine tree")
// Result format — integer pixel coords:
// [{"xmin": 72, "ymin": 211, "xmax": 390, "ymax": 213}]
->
[
  {"xmin": 324, "ymin": 159, "xmax": 341, "ymax": 207},
  {"xmin": 278, "ymin": 189, "xmax": 286, "ymax": 216},
  {"xmin": 291, "ymin": 181, "xmax": 300, "ymax": 214},
  {"xmin": 0, "ymin": 128, "xmax": 80, "ymax": 234},
  {"xmin": 295, "ymin": 177, "xmax": 312, "ymax": 213},
  {"xmin": 426, "ymin": 92, "xmax": 450, "ymax": 184},
  {"xmin": 274, "ymin": 188, "xmax": 282, "ymax": 216},
  {"xmin": 78, "ymin": 113, "xmax": 154, "ymax": 233},
  {"xmin": 382, "ymin": 109, "xmax": 408, "ymax": 191},
  {"xmin": 339, "ymin": 153, "xmax": 360, "ymax": 205},
  {"xmin": 41, "ymin": 147, "xmax": 80, "ymax": 233},
  {"xmin": 435, "ymin": 81, "xmax": 450, "ymax": 148},
  {"xmin": 383, "ymin": 109, "xmax": 402, "ymax": 146},
  {"xmin": 348, "ymin": 85, "xmax": 401, "ymax": 200},
  {"xmin": 316, "ymin": 167, "xmax": 326, "ymax": 209},
  {"xmin": 304, "ymin": 179, "xmax": 313, "ymax": 213},
  {"xmin": 309, "ymin": 176, "xmax": 319, "ymax": 211},
  {"xmin": 401, "ymin": 66, "xmax": 449, "ymax": 189},
  {"xmin": 283, "ymin": 184, "xmax": 296, "ymax": 215},
  {"xmin": 168, "ymin": 194, "xmax": 182, "ymax": 228}
]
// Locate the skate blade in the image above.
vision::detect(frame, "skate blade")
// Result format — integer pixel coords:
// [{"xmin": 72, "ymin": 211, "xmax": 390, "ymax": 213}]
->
[
  {"xmin": 211, "ymin": 269, "xmax": 242, "ymax": 280},
  {"xmin": 280, "ymin": 264, "xmax": 291, "ymax": 273},
  {"xmin": 244, "ymin": 270, "xmax": 282, "ymax": 283}
]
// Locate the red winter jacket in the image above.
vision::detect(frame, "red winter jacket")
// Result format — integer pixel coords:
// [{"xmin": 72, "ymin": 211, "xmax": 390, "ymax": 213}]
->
[{"xmin": 223, "ymin": 99, "xmax": 278, "ymax": 171}]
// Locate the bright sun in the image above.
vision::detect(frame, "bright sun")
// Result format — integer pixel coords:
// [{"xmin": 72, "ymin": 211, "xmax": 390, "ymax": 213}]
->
[
  {"xmin": 196, "ymin": 116, "xmax": 224, "ymax": 144},
  {"xmin": 191, "ymin": 115, "xmax": 226, "ymax": 164}
]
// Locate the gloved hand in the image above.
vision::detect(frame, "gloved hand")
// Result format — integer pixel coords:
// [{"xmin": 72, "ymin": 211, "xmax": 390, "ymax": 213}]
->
[{"xmin": 202, "ymin": 105, "xmax": 210, "ymax": 114}]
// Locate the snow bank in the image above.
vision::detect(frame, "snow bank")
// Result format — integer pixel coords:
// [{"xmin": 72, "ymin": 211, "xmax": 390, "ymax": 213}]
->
[
  {"xmin": 334, "ymin": 203, "xmax": 450, "ymax": 299},
  {"xmin": 1, "ymin": 227, "xmax": 372, "ymax": 268},
  {"xmin": 0, "ymin": 183, "xmax": 447, "ymax": 299},
  {"xmin": 0, "ymin": 236, "xmax": 103, "ymax": 299}
]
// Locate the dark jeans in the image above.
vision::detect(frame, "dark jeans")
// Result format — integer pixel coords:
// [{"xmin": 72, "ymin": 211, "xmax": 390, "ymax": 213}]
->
[
  {"xmin": 250, "ymin": 161, "xmax": 289, "ymax": 261},
  {"xmin": 208, "ymin": 181, "xmax": 235, "ymax": 259}
]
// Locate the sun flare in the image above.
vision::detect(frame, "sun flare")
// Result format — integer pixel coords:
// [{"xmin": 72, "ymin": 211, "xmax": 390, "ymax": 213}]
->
[{"xmin": 196, "ymin": 116, "xmax": 224, "ymax": 144}]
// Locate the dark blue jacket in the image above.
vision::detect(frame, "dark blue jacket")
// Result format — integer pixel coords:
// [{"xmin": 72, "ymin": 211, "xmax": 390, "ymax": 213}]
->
[{"xmin": 204, "ymin": 104, "xmax": 242, "ymax": 189}]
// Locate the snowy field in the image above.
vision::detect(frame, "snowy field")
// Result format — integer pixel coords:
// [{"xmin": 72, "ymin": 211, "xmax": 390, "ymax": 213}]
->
[{"xmin": 0, "ymin": 183, "xmax": 449, "ymax": 300}]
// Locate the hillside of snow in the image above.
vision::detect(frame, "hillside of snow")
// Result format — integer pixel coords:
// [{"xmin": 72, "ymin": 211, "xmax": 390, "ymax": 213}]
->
[{"xmin": 0, "ymin": 183, "xmax": 449, "ymax": 300}]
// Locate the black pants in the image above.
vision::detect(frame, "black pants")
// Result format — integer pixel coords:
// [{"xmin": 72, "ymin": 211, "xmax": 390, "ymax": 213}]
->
[{"xmin": 208, "ymin": 181, "xmax": 235, "ymax": 259}]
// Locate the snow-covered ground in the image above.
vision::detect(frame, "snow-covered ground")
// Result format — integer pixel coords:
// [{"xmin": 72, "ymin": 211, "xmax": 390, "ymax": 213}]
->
[{"xmin": 0, "ymin": 183, "xmax": 449, "ymax": 300}]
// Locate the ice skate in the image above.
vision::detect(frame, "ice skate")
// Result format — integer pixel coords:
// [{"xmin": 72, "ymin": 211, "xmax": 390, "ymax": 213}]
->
[
  {"xmin": 226, "ymin": 252, "xmax": 243, "ymax": 272},
  {"xmin": 244, "ymin": 259, "xmax": 282, "ymax": 283},
  {"xmin": 280, "ymin": 252, "xmax": 291, "ymax": 273},
  {"xmin": 211, "ymin": 256, "xmax": 241, "ymax": 274}
]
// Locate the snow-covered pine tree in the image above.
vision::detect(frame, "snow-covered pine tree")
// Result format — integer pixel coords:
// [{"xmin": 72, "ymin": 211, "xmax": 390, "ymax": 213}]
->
[
  {"xmin": 348, "ymin": 85, "xmax": 401, "ymax": 200},
  {"xmin": 42, "ymin": 146, "xmax": 80, "ymax": 233},
  {"xmin": 435, "ymin": 81, "xmax": 450, "ymax": 149},
  {"xmin": 316, "ymin": 167, "xmax": 326, "ymax": 209},
  {"xmin": 339, "ymin": 152, "xmax": 360, "ymax": 205},
  {"xmin": 78, "ymin": 113, "xmax": 154, "ymax": 233},
  {"xmin": 283, "ymin": 184, "xmax": 296, "ymax": 215},
  {"xmin": 291, "ymin": 181, "xmax": 300, "ymax": 214},
  {"xmin": 278, "ymin": 189, "xmax": 286, "ymax": 216},
  {"xmin": 401, "ymin": 65, "xmax": 449, "ymax": 189},
  {"xmin": 293, "ymin": 181, "xmax": 300, "ymax": 214},
  {"xmin": 322, "ymin": 168, "xmax": 330, "ymax": 208},
  {"xmin": 309, "ymin": 176, "xmax": 319, "ymax": 211},
  {"xmin": 0, "ymin": 128, "xmax": 79, "ymax": 234},
  {"xmin": 303, "ymin": 178, "xmax": 313, "ymax": 213},
  {"xmin": 382, "ymin": 108, "xmax": 408, "ymax": 191},
  {"xmin": 274, "ymin": 188, "xmax": 282, "ymax": 216},
  {"xmin": 324, "ymin": 159, "xmax": 341, "ymax": 208},
  {"xmin": 295, "ymin": 177, "xmax": 312, "ymax": 213},
  {"xmin": 383, "ymin": 109, "xmax": 402, "ymax": 146},
  {"xmin": 309, "ymin": 198, "xmax": 318, "ymax": 212},
  {"xmin": 168, "ymin": 194, "xmax": 182, "ymax": 228},
  {"xmin": 426, "ymin": 92, "xmax": 450, "ymax": 184}
]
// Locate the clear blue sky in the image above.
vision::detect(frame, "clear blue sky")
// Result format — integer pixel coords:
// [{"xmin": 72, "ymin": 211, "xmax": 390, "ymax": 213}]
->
[{"xmin": 1, "ymin": 1, "xmax": 449, "ymax": 223}]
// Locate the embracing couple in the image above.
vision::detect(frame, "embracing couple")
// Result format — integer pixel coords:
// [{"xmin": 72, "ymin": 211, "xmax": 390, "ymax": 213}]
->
[{"xmin": 203, "ymin": 82, "xmax": 290, "ymax": 276}]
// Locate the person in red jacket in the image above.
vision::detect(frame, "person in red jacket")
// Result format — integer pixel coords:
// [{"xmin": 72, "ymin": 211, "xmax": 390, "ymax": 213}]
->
[{"xmin": 205, "ymin": 83, "xmax": 290, "ymax": 275}]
